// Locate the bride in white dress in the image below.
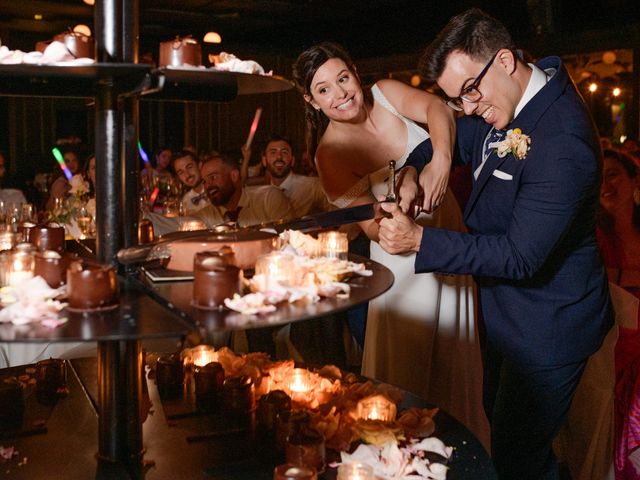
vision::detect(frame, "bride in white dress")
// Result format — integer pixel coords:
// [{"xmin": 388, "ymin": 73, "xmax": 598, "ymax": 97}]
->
[{"xmin": 293, "ymin": 43, "xmax": 489, "ymax": 448}]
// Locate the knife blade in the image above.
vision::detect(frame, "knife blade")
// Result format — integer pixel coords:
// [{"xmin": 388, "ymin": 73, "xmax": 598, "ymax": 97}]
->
[
  {"xmin": 254, "ymin": 200, "xmax": 393, "ymax": 234},
  {"xmin": 116, "ymin": 201, "xmax": 392, "ymax": 265}
]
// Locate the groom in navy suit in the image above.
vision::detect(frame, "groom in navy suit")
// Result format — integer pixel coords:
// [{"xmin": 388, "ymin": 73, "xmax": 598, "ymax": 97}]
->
[{"xmin": 378, "ymin": 8, "xmax": 613, "ymax": 480}]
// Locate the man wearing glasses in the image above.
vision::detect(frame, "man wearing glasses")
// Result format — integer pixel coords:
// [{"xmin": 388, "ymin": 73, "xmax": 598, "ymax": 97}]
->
[{"xmin": 378, "ymin": 8, "xmax": 612, "ymax": 480}]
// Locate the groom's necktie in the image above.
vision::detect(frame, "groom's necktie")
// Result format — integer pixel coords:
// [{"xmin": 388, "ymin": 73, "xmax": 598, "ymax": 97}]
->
[
  {"xmin": 475, "ymin": 128, "xmax": 506, "ymax": 180},
  {"xmin": 483, "ymin": 128, "xmax": 506, "ymax": 159}
]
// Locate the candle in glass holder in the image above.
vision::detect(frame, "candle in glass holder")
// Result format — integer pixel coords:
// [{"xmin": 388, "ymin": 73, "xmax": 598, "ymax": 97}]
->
[
  {"xmin": 254, "ymin": 252, "xmax": 295, "ymax": 289},
  {"xmin": 273, "ymin": 463, "xmax": 318, "ymax": 480},
  {"xmin": 8, "ymin": 250, "xmax": 34, "ymax": 286},
  {"xmin": 194, "ymin": 362, "xmax": 225, "ymax": 412},
  {"xmin": 185, "ymin": 344, "xmax": 218, "ymax": 370},
  {"xmin": 318, "ymin": 231, "xmax": 348, "ymax": 259},
  {"xmin": 336, "ymin": 462, "xmax": 375, "ymax": 480},
  {"xmin": 0, "ymin": 231, "xmax": 17, "ymax": 251},
  {"xmin": 356, "ymin": 394, "xmax": 397, "ymax": 422},
  {"xmin": 285, "ymin": 368, "xmax": 314, "ymax": 403}
]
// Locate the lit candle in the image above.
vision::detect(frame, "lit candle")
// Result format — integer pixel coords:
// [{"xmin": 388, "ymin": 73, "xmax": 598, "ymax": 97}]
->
[
  {"xmin": 254, "ymin": 252, "xmax": 294, "ymax": 290},
  {"xmin": 8, "ymin": 251, "xmax": 34, "ymax": 286},
  {"xmin": 189, "ymin": 345, "xmax": 218, "ymax": 368},
  {"xmin": 0, "ymin": 232, "xmax": 17, "ymax": 251},
  {"xmin": 336, "ymin": 462, "xmax": 374, "ymax": 480},
  {"xmin": 318, "ymin": 231, "xmax": 348, "ymax": 259},
  {"xmin": 356, "ymin": 394, "xmax": 397, "ymax": 423},
  {"xmin": 287, "ymin": 368, "xmax": 312, "ymax": 394}
]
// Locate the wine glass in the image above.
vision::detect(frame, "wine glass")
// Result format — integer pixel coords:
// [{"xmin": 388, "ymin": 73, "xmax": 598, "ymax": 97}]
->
[{"xmin": 76, "ymin": 206, "xmax": 93, "ymax": 238}]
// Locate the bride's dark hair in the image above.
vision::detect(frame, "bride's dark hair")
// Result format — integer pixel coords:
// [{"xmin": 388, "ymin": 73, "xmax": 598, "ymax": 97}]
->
[{"xmin": 292, "ymin": 42, "xmax": 356, "ymax": 160}]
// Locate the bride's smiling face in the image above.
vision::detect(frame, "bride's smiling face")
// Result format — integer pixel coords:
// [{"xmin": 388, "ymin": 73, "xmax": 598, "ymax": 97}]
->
[{"xmin": 305, "ymin": 58, "xmax": 363, "ymax": 122}]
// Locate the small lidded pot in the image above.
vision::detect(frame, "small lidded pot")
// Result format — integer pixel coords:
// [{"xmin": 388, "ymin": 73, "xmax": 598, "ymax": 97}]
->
[
  {"xmin": 194, "ymin": 362, "xmax": 225, "ymax": 412},
  {"xmin": 53, "ymin": 30, "xmax": 95, "ymax": 59},
  {"xmin": 67, "ymin": 260, "xmax": 118, "ymax": 311},
  {"xmin": 257, "ymin": 389, "xmax": 292, "ymax": 433},
  {"xmin": 29, "ymin": 223, "xmax": 66, "ymax": 252},
  {"xmin": 34, "ymin": 250, "xmax": 76, "ymax": 288},
  {"xmin": 155, "ymin": 353, "xmax": 184, "ymax": 399},
  {"xmin": 221, "ymin": 375, "xmax": 254, "ymax": 416},
  {"xmin": 159, "ymin": 36, "xmax": 202, "ymax": 68},
  {"xmin": 192, "ymin": 251, "xmax": 240, "ymax": 309}
]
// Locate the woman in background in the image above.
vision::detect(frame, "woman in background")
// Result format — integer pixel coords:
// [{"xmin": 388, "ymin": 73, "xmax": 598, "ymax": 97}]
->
[
  {"xmin": 293, "ymin": 42, "xmax": 489, "ymax": 447},
  {"xmin": 598, "ymin": 149, "xmax": 640, "ymax": 479}
]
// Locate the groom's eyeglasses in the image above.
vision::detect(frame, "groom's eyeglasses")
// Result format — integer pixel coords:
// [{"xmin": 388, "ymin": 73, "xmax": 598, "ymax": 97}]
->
[{"xmin": 446, "ymin": 51, "xmax": 499, "ymax": 112}]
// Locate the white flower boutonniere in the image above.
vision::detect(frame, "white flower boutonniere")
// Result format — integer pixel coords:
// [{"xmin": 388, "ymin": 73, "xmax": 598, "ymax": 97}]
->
[{"xmin": 494, "ymin": 128, "xmax": 531, "ymax": 160}]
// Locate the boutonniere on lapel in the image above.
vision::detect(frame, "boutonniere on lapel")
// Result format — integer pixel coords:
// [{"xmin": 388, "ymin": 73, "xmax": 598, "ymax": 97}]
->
[{"xmin": 492, "ymin": 128, "xmax": 531, "ymax": 160}]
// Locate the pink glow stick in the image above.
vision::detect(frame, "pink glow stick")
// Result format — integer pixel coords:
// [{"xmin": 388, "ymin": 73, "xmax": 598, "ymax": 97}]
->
[{"xmin": 244, "ymin": 107, "xmax": 263, "ymax": 150}]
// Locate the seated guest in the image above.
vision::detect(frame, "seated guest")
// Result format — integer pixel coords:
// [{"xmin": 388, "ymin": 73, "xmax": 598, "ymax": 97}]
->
[
  {"xmin": 45, "ymin": 145, "xmax": 82, "ymax": 212},
  {"xmin": 0, "ymin": 151, "xmax": 27, "ymax": 207},
  {"xmin": 148, "ymin": 152, "xmax": 295, "ymax": 235},
  {"xmin": 261, "ymin": 134, "xmax": 331, "ymax": 216},
  {"xmin": 172, "ymin": 150, "xmax": 210, "ymax": 215}
]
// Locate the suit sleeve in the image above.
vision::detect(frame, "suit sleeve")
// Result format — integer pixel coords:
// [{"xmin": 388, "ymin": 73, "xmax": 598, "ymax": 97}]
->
[{"xmin": 415, "ymin": 134, "xmax": 600, "ymax": 279}]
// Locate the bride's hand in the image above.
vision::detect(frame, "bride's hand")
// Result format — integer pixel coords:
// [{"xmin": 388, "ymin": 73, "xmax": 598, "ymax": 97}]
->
[
  {"xmin": 418, "ymin": 150, "xmax": 450, "ymax": 212},
  {"xmin": 396, "ymin": 167, "xmax": 419, "ymax": 216}
]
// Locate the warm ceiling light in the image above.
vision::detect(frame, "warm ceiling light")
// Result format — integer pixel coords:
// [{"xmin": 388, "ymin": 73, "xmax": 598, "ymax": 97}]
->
[
  {"xmin": 613, "ymin": 87, "xmax": 621, "ymax": 97},
  {"xmin": 34, "ymin": 14, "xmax": 43, "ymax": 20},
  {"xmin": 73, "ymin": 24, "xmax": 92, "ymax": 36},
  {"xmin": 83, "ymin": 0, "xmax": 95, "ymax": 5},
  {"xmin": 410, "ymin": 74, "xmax": 421, "ymax": 87},
  {"xmin": 588, "ymin": 83, "xmax": 598, "ymax": 93},
  {"xmin": 203, "ymin": 32, "xmax": 222, "ymax": 44}
]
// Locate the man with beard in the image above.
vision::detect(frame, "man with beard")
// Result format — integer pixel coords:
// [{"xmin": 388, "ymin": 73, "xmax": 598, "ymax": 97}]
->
[
  {"xmin": 261, "ymin": 134, "xmax": 330, "ymax": 216},
  {"xmin": 194, "ymin": 151, "xmax": 295, "ymax": 227},
  {"xmin": 147, "ymin": 151, "xmax": 295, "ymax": 236},
  {"xmin": 172, "ymin": 150, "xmax": 210, "ymax": 214}
]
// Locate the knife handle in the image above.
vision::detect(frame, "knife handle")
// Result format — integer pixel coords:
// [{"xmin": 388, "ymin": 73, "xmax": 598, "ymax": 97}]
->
[{"xmin": 116, "ymin": 244, "xmax": 155, "ymax": 265}]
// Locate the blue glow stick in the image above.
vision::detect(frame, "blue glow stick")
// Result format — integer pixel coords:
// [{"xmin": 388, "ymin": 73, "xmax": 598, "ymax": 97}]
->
[{"xmin": 138, "ymin": 141, "xmax": 149, "ymax": 164}]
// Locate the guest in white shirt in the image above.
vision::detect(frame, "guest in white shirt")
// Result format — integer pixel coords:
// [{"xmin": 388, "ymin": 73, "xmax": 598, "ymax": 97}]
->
[
  {"xmin": 171, "ymin": 150, "xmax": 210, "ymax": 214},
  {"xmin": 261, "ymin": 134, "xmax": 330, "ymax": 216},
  {"xmin": 148, "ymin": 152, "xmax": 295, "ymax": 235}
]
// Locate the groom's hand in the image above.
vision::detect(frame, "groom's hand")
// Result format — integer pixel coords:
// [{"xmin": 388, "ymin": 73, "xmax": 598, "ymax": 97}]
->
[{"xmin": 378, "ymin": 202, "xmax": 423, "ymax": 254}]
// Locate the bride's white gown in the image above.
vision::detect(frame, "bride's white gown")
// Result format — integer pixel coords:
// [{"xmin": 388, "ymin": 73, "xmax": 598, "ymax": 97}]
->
[{"xmin": 334, "ymin": 84, "xmax": 489, "ymax": 449}]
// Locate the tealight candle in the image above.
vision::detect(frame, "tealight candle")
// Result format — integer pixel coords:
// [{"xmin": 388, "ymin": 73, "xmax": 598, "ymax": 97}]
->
[
  {"xmin": 186, "ymin": 344, "xmax": 218, "ymax": 369},
  {"xmin": 254, "ymin": 252, "xmax": 295, "ymax": 289},
  {"xmin": 356, "ymin": 394, "xmax": 397, "ymax": 422},
  {"xmin": 8, "ymin": 250, "xmax": 34, "ymax": 286},
  {"xmin": 318, "ymin": 230, "xmax": 348, "ymax": 259},
  {"xmin": 286, "ymin": 368, "xmax": 313, "ymax": 397},
  {"xmin": 336, "ymin": 462, "xmax": 374, "ymax": 480}
]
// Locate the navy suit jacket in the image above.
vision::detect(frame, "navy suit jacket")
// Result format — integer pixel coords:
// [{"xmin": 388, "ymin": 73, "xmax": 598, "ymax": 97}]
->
[{"xmin": 406, "ymin": 56, "xmax": 612, "ymax": 366}]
